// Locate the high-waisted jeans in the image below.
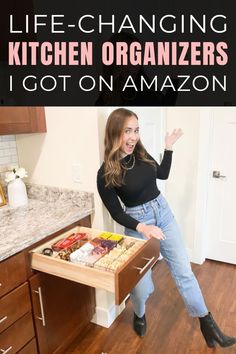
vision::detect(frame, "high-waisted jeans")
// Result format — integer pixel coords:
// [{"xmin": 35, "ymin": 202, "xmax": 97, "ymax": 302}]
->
[{"xmin": 124, "ymin": 193, "xmax": 208, "ymax": 318}]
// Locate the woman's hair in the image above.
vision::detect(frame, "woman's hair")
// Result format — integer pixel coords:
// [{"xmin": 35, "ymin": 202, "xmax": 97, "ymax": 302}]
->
[{"xmin": 104, "ymin": 108, "xmax": 156, "ymax": 188}]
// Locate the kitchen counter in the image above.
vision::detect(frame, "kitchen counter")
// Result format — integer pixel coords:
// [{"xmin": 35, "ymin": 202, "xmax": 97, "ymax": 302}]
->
[{"xmin": 0, "ymin": 183, "xmax": 94, "ymax": 261}]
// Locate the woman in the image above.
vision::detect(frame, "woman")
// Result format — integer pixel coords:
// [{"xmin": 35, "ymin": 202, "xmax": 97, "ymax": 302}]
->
[{"xmin": 97, "ymin": 108, "xmax": 236, "ymax": 348}]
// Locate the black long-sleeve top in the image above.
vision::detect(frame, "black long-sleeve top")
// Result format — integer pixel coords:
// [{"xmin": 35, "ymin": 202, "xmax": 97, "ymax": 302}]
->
[{"xmin": 97, "ymin": 150, "xmax": 173, "ymax": 230}]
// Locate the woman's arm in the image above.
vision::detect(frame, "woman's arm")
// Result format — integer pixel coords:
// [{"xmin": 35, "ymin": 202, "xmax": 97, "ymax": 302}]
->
[
  {"xmin": 97, "ymin": 167, "xmax": 139, "ymax": 230},
  {"xmin": 153, "ymin": 128, "xmax": 183, "ymax": 180}
]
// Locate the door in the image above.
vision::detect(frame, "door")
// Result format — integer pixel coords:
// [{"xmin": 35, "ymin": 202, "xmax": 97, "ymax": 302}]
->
[{"xmin": 205, "ymin": 109, "xmax": 236, "ymax": 264}]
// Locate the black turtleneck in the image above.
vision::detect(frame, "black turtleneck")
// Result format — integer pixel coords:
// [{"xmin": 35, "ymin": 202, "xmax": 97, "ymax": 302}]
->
[{"xmin": 97, "ymin": 150, "xmax": 173, "ymax": 230}]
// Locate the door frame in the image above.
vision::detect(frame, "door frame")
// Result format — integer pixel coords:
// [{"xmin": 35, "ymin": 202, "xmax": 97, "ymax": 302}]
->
[{"xmin": 192, "ymin": 107, "xmax": 214, "ymax": 264}]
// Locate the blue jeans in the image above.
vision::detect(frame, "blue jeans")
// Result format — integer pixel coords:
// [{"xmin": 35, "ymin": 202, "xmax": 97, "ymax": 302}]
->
[{"xmin": 125, "ymin": 194, "xmax": 208, "ymax": 318}]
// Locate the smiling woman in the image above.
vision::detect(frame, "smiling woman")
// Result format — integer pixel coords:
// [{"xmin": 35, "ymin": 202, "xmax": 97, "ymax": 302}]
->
[{"xmin": 96, "ymin": 107, "xmax": 236, "ymax": 346}]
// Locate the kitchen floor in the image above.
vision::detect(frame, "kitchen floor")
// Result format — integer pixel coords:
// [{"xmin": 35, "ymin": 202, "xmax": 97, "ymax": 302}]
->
[{"xmin": 66, "ymin": 259, "xmax": 236, "ymax": 354}]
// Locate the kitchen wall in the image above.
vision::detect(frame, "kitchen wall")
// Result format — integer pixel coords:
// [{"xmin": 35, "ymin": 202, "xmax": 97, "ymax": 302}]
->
[{"xmin": 16, "ymin": 107, "xmax": 104, "ymax": 229}]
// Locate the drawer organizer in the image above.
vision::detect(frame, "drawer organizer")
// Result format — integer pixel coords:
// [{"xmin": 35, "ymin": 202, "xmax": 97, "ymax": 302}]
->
[{"xmin": 30, "ymin": 226, "xmax": 160, "ymax": 304}]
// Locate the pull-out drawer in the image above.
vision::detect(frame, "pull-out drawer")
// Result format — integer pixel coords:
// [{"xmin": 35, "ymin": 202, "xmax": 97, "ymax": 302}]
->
[{"xmin": 30, "ymin": 226, "xmax": 160, "ymax": 305}]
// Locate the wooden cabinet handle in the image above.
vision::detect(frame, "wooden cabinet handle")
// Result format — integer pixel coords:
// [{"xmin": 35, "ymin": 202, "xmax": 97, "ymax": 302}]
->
[
  {"xmin": 133, "ymin": 257, "xmax": 155, "ymax": 274},
  {"xmin": 0, "ymin": 316, "xmax": 7, "ymax": 324},
  {"xmin": 0, "ymin": 346, "xmax": 13, "ymax": 354},
  {"xmin": 33, "ymin": 287, "xmax": 46, "ymax": 326}
]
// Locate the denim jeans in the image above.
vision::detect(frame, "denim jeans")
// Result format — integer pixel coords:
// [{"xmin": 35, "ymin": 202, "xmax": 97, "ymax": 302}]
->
[{"xmin": 124, "ymin": 194, "xmax": 208, "ymax": 318}]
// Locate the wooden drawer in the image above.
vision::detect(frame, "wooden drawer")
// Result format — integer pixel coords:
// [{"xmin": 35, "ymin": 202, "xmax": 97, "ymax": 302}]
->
[
  {"xmin": 0, "ymin": 312, "xmax": 35, "ymax": 354},
  {"xmin": 18, "ymin": 338, "xmax": 37, "ymax": 354},
  {"xmin": 0, "ymin": 252, "xmax": 27, "ymax": 297},
  {"xmin": 30, "ymin": 226, "xmax": 160, "ymax": 305},
  {"xmin": 0, "ymin": 282, "xmax": 31, "ymax": 333}
]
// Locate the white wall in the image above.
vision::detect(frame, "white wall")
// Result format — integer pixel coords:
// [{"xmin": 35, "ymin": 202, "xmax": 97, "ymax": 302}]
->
[
  {"xmin": 165, "ymin": 107, "xmax": 200, "ymax": 255},
  {"xmin": 16, "ymin": 107, "xmax": 104, "ymax": 229}
]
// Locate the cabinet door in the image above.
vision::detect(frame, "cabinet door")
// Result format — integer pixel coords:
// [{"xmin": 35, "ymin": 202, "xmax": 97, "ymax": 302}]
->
[
  {"xmin": 29, "ymin": 272, "xmax": 95, "ymax": 354},
  {"xmin": 0, "ymin": 107, "xmax": 46, "ymax": 134}
]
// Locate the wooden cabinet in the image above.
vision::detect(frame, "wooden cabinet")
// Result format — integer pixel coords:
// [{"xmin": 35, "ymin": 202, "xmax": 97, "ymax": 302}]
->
[
  {"xmin": 0, "ymin": 216, "xmax": 95, "ymax": 354},
  {"xmin": 0, "ymin": 312, "xmax": 35, "ymax": 354},
  {"xmin": 27, "ymin": 216, "xmax": 95, "ymax": 354},
  {"xmin": 0, "ymin": 252, "xmax": 27, "ymax": 298},
  {"xmin": 29, "ymin": 273, "xmax": 95, "ymax": 354},
  {"xmin": 0, "ymin": 254, "xmax": 35, "ymax": 353},
  {"xmin": 0, "ymin": 283, "xmax": 31, "ymax": 332},
  {"xmin": 18, "ymin": 339, "xmax": 38, "ymax": 354},
  {"xmin": 0, "ymin": 107, "xmax": 46, "ymax": 134}
]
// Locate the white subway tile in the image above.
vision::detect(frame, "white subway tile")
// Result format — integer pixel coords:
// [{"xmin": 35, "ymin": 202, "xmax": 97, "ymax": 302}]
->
[
  {"xmin": 2, "ymin": 135, "xmax": 15, "ymax": 142},
  {"xmin": 9, "ymin": 141, "xmax": 16, "ymax": 148},
  {"xmin": 0, "ymin": 135, "xmax": 18, "ymax": 168},
  {"xmin": 0, "ymin": 157, "xmax": 10, "ymax": 165},
  {"xmin": 9, "ymin": 148, "xmax": 16, "ymax": 155},
  {"xmin": 11, "ymin": 156, "xmax": 18, "ymax": 163},
  {"xmin": 3, "ymin": 150, "xmax": 10, "ymax": 157}
]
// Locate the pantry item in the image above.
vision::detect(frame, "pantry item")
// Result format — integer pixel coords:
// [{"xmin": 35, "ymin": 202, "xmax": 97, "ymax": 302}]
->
[
  {"xmin": 42, "ymin": 247, "xmax": 53, "ymax": 256},
  {"xmin": 52, "ymin": 232, "xmax": 87, "ymax": 251},
  {"xmin": 57, "ymin": 240, "xmax": 86, "ymax": 261}
]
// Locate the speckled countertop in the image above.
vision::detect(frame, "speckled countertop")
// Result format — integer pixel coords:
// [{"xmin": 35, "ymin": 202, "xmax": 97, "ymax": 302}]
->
[{"xmin": 0, "ymin": 184, "xmax": 94, "ymax": 261}]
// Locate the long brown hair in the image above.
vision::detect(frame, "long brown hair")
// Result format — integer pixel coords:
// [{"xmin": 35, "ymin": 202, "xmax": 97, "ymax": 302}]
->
[{"xmin": 104, "ymin": 108, "xmax": 156, "ymax": 188}]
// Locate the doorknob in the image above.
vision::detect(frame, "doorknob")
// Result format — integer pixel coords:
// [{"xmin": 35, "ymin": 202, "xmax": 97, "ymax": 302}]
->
[{"xmin": 212, "ymin": 170, "xmax": 226, "ymax": 178}]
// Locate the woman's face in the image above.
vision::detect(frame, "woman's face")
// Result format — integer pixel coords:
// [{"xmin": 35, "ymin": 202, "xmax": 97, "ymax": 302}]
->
[{"xmin": 120, "ymin": 115, "xmax": 140, "ymax": 156}]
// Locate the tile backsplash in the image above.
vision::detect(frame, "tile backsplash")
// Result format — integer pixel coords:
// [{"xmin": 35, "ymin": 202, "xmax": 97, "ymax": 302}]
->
[{"xmin": 0, "ymin": 135, "xmax": 19, "ymax": 185}]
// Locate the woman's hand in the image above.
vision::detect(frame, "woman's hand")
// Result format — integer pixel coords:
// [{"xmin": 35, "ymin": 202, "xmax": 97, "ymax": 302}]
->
[
  {"xmin": 165, "ymin": 128, "xmax": 183, "ymax": 150},
  {"xmin": 136, "ymin": 223, "xmax": 165, "ymax": 240}
]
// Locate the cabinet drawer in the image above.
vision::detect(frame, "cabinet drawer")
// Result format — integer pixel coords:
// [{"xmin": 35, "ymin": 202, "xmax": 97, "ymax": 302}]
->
[
  {"xmin": 0, "ymin": 282, "xmax": 31, "ymax": 333},
  {"xmin": 0, "ymin": 252, "xmax": 27, "ymax": 297},
  {"xmin": 30, "ymin": 226, "xmax": 160, "ymax": 305},
  {"xmin": 18, "ymin": 338, "xmax": 37, "ymax": 354},
  {"xmin": 0, "ymin": 312, "xmax": 35, "ymax": 354}
]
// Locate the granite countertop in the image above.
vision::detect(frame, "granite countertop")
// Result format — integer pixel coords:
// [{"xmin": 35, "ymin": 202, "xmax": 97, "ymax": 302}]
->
[{"xmin": 0, "ymin": 184, "xmax": 94, "ymax": 261}]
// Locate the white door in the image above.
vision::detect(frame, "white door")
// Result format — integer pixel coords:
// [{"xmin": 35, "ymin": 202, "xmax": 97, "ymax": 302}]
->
[{"xmin": 205, "ymin": 109, "xmax": 236, "ymax": 264}]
